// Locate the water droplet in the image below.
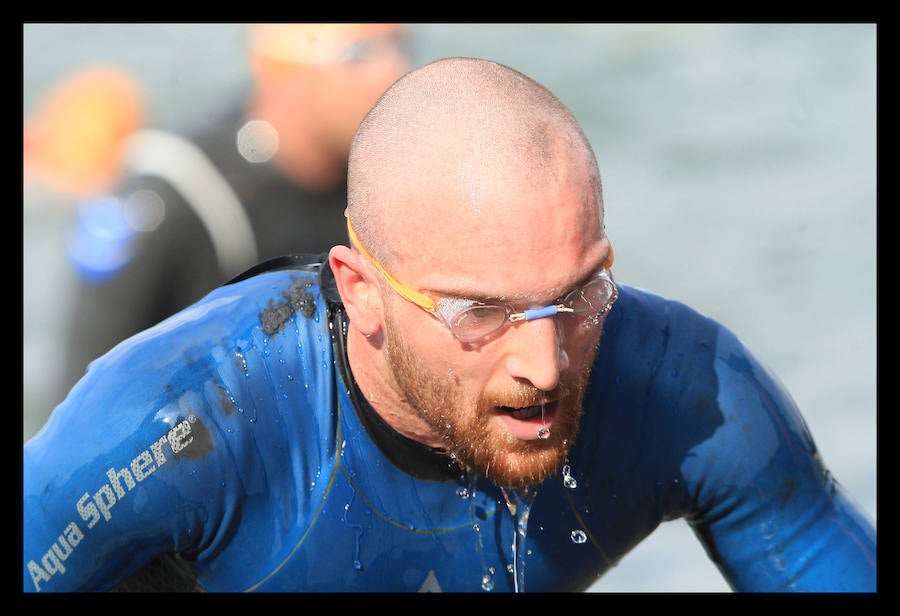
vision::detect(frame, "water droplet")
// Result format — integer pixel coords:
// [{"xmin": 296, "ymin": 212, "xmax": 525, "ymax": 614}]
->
[
  {"xmin": 502, "ymin": 486, "xmax": 537, "ymax": 592},
  {"xmin": 235, "ymin": 352, "xmax": 249, "ymax": 376},
  {"xmin": 561, "ymin": 464, "xmax": 577, "ymax": 488},
  {"xmin": 570, "ymin": 529, "xmax": 587, "ymax": 544},
  {"xmin": 456, "ymin": 487, "xmax": 470, "ymax": 499},
  {"xmin": 537, "ymin": 426, "xmax": 550, "ymax": 439},
  {"xmin": 343, "ymin": 493, "xmax": 364, "ymax": 571},
  {"xmin": 481, "ymin": 574, "xmax": 494, "ymax": 591}
]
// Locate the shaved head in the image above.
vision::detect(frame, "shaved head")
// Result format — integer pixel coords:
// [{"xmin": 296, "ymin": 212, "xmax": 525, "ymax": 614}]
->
[
  {"xmin": 347, "ymin": 57, "xmax": 604, "ymax": 278},
  {"xmin": 334, "ymin": 58, "xmax": 614, "ymax": 488}
]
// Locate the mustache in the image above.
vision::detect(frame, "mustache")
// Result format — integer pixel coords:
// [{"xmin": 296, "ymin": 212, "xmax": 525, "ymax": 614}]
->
[{"xmin": 486, "ymin": 381, "xmax": 577, "ymax": 409}]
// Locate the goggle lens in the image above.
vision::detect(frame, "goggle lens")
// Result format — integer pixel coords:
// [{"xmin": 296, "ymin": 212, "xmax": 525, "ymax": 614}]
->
[{"xmin": 443, "ymin": 271, "xmax": 617, "ymax": 343}]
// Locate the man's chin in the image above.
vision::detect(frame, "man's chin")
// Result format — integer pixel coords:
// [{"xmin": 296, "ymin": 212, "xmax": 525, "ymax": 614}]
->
[
  {"xmin": 469, "ymin": 438, "xmax": 572, "ymax": 490},
  {"xmin": 477, "ymin": 404, "xmax": 581, "ymax": 489}
]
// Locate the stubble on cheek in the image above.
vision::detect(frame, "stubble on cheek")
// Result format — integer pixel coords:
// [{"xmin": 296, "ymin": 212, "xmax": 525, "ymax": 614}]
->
[{"xmin": 382, "ymin": 312, "xmax": 596, "ymax": 489}]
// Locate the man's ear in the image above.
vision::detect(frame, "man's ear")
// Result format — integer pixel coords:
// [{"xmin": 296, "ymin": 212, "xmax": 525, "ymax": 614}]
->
[{"xmin": 328, "ymin": 245, "xmax": 383, "ymax": 337}]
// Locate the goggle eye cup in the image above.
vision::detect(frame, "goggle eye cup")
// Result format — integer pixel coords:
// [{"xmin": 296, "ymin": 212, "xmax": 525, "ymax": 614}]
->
[
  {"xmin": 447, "ymin": 304, "xmax": 509, "ymax": 342},
  {"xmin": 440, "ymin": 270, "xmax": 618, "ymax": 343},
  {"xmin": 562, "ymin": 277, "xmax": 617, "ymax": 315}
]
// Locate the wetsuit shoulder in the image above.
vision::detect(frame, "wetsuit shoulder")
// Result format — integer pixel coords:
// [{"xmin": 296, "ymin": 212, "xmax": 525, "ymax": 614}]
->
[
  {"xmin": 23, "ymin": 266, "xmax": 334, "ymax": 592},
  {"xmin": 578, "ymin": 283, "xmax": 876, "ymax": 591}
]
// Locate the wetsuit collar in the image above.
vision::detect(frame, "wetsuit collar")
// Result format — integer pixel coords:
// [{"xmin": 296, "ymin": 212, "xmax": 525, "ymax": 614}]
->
[{"xmin": 322, "ymin": 261, "xmax": 464, "ymax": 482}]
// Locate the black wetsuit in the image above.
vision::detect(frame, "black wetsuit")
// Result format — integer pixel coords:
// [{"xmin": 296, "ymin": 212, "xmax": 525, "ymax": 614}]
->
[{"xmin": 58, "ymin": 105, "xmax": 349, "ymax": 405}]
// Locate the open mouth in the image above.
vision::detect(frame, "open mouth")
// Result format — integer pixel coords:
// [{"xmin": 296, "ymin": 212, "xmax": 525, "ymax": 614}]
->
[
  {"xmin": 493, "ymin": 399, "xmax": 560, "ymax": 441},
  {"xmin": 500, "ymin": 404, "xmax": 545, "ymax": 420}
]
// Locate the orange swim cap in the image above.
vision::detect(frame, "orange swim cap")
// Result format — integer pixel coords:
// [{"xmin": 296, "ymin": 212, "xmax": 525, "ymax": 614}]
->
[{"xmin": 28, "ymin": 65, "xmax": 145, "ymax": 196}]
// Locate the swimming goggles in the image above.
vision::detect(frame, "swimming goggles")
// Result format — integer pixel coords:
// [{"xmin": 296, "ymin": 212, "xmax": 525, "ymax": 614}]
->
[{"xmin": 347, "ymin": 217, "xmax": 618, "ymax": 343}]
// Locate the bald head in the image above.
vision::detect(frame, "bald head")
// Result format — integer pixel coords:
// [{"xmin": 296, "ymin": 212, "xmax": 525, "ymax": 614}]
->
[
  {"xmin": 347, "ymin": 57, "xmax": 604, "ymax": 284},
  {"xmin": 332, "ymin": 58, "xmax": 612, "ymax": 467}
]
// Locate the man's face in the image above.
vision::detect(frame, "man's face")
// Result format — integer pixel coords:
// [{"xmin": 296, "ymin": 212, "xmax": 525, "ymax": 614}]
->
[
  {"xmin": 357, "ymin": 110, "xmax": 610, "ymax": 490},
  {"xmin": 304, "ymin": 25, "xmax": 411, "ymax": 152},
  {"xmin": 251, "ymin": 23, "xmax": 411, "ymax": 158},
  {"xmin": 379, "ymin": 272, "xmax": 607, "ymax": 490}
]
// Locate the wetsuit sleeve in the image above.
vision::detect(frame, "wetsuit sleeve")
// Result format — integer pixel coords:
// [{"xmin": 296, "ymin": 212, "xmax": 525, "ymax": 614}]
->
[
  {"xmin": 682, "ymin": 323, "xmax": 876, "ymax": 591},
  {"xmin": 25, "ymin": 268, "xmax": 336, "ymax": 593},
  {"xmin": 587, "ymin": 286, "xmax": 876, "ymax": 592},
  {"xmin": 24, "ymin": 269, "xmax": 323, "ymax": 593},
  {"xmin": 24, "ymin": 307, "xmax": 236, "ymax": 592}
]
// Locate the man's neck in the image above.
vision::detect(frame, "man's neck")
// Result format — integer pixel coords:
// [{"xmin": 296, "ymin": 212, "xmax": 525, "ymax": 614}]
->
[{"xmin": 345, "ymin": 327, "xmax": 445, "ymax": 449}]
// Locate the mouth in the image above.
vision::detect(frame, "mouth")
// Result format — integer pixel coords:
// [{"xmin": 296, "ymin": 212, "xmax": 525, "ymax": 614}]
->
[
  {"xmin": 500, "ymin": 404, "xmax": 545, "ymax": 420},
  {"xmin": 494, "ymin": 399, "xmax": 560, "ymax": 441}
]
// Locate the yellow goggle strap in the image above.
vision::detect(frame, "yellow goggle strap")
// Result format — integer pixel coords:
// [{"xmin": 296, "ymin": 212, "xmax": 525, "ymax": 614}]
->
[
  {"xmin": 347, "ymin": 218, "xmax": 613, "ymax": 314},
  {"xmin": 346, "ymin": 217, "xmax": 437, "ymax": 312}
]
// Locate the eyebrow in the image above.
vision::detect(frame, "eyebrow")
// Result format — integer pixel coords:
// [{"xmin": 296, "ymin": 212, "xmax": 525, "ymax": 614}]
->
[{"xmin": 429, "ymin": 258, "xmax": 608, "ymax": 306}]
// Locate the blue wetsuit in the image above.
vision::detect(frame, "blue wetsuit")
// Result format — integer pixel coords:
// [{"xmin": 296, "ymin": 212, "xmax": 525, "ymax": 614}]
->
[{"xmin": 22, "ymin": 256, "xmax": 876, "ymax": 592}]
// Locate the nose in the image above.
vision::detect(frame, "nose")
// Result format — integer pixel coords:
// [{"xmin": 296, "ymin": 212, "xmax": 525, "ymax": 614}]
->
[{"xmin": 503, "ymin": 316, "xmax": 569, "ymax": 391}]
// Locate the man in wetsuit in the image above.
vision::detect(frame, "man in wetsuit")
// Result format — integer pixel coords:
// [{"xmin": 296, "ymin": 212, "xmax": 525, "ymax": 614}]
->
[
  {"xmin": 22, "ymin": 57, "xmax": 876, "ymax": 593},
  {"xmin": 51, "ymin": 24, "xmax": 411, "ymax": 422}
]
